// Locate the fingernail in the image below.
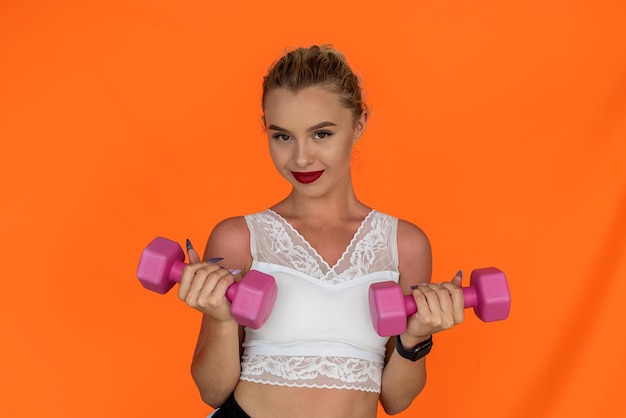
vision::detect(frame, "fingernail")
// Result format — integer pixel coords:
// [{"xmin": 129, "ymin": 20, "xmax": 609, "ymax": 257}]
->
[
  {"xmin": 229, "ymin": 269, "xmax": 242, "ymax": 275},
  {"xmin": 206, "ymin": 257, "xmax": 224, "ymax": 263},
  {"xmin": 186, "ymin": 239, "xmax": 193, "ymax": 251},
  {"xmin": 456, "ymin": 270, "xmax": 463, "ymax": 279},
  {"xmin": 410, "ymin": 283, "xmax": 429, "ymax": 289}
]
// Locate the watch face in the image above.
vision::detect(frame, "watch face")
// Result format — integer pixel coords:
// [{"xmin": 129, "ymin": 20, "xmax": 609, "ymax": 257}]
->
[
  {"xmin": 396, "ymin": 336, "xmax": 433, "ymax": 361},
  {"xmin": 413, "ymin": 342, "xmax": 432, "ymax": 360}
]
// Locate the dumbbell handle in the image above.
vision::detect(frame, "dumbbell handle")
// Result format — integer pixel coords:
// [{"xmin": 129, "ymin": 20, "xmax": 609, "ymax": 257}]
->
[
  {"xmin": 146, "ymin": 257, "xmax": 240, "ymax": 301},
  {"xmin": 403, "ymin": 286, "xmax": 478, "ymax": 316},
  {"xmin": 371, "ymin": 268, "xmax": 510, "ymax": 336}
]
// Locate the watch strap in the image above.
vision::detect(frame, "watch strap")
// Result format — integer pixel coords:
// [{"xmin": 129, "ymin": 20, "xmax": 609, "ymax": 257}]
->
[{"xmin": 395, "ymin": 335, "xmax": 433, "ymax": 362}]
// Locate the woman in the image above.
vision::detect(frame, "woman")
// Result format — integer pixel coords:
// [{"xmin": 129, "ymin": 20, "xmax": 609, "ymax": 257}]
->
[{"xmin": 178, "ymin": 45, "xmax": 464, "ymax": 417}]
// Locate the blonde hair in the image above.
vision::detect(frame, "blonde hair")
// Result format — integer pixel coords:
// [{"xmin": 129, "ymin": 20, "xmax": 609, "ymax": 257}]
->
[{"xmin": 262, "ymin": 45, "xmax": 368, "ymax": 123}]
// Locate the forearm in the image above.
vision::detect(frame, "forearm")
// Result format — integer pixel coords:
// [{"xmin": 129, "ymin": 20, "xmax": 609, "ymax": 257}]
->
[
  {"xmin": 379, "ymin": 334, "xmax": 429, "ymax": 415},
  {"xmin": 191, "ymin": 316, "xmax": 242, "ymax": 408}
]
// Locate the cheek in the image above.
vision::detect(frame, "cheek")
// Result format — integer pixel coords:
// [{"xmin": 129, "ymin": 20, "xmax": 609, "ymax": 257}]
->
[
  {"xmin": 319, "ymin": 147, "xmax": 352, "ymax": 172},
  {"xmin": 268, "ymin": 149, "xmax": 281, "ymax": 169},
  {"xmin": 333, "ymin": 141, "xmax": 355, "ymax": 164},
  {"xmin": 268, "ymin": 143, "xmax": 288, "ymax": 170}
]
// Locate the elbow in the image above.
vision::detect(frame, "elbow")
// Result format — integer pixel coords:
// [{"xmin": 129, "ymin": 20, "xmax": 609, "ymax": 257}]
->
[
  {"xmin": 380, "ymin": 380, "xmax": 426, "ymax": 415},
  {"xmin": 195, "ymin": 381, "xmax": 231, "ymax": 409},
  {"xmin": 191, "ymin": 369, "xmax": 231, "ymax": 409},
  {"xmin": 380, "ymin": 391, "xmax": 415, "ymax": 415},
  {"xmin": 381, "ymin": 391, "xmax": 423, "ymax": 415},
  {"xmin": 195, "ymin": 386, "xmax": 233, "ymax": 410},
  {"xmin": 199, "ymin": 392, "xmax": 214, "ymax": 408},
  {"xmin": 381, "ymin": 400, "xmax": 412, "ymax": 416},
  {"xmin": 192, "ymin": 373, "xmax": 235, "ymax": 409},
  {"xmin": 200, "ymin": 392, "xmax": 225, "ymax": 410}
]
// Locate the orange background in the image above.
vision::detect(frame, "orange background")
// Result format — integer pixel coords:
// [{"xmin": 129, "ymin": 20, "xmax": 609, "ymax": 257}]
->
[{"xmin": 1, "ymin": 1, "xmax": 625, "ymax": 417}]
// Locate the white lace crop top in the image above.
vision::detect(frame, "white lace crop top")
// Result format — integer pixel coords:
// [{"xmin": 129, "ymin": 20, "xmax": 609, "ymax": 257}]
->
[{"xmin": 239, "ymin": 209, "xmax": 400, "ymax": 393}]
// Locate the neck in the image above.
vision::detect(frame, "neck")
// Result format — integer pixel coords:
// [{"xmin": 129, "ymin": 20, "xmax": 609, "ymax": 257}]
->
[{"xmin": 274, "ymin": 179, "xmax": 367, "ymax": 222}]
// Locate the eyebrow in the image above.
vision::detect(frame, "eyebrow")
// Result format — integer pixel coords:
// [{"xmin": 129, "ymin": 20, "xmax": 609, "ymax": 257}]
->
[{"xmin": 267, "ymin": 121, "xmax": 337, "ymax": 133}]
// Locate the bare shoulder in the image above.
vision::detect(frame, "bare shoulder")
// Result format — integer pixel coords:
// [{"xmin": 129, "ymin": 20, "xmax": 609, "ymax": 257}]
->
[
  {"xmin": 203, "ymin": 216, "xmax": 252, "ymax": 271},
  {"xmin": 396, "ymin": 219, "xmax": 432, "ymax": 290}
]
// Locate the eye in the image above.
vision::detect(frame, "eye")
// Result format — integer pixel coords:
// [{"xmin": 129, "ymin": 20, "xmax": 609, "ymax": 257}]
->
[
  {"xmin": 314, "ymin": 131, "xmax": 333, "ymax": 140},
  {"xmin": 272, "ymin": 133, "xmax": 292, "ymax": 141}
]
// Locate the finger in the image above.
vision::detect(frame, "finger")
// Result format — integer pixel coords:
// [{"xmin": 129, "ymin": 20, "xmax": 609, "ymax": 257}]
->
[
  {"xmin": 440, "ymin": 281, "xmax": 465, "ymax": 324},
  {"xmin": 178, "ymin": 262, "xmax": 222, "ymax": 302},
  {"xmin": 406, "ymin": 285, "xmax": 428, "ymax": 322},
  {"xmin": 210, "ymin": 272, "xmax": 236, "ymax": 301},
  {"xmin": 187, "ymin": 265, "xmax": 230, "ymax": 304},
  {"xmin": 186, "ymin": 239, "xmax": 202, "ymax": 264},
  {"xmin": 433, "ymin": 283, "xmax": 455, "ymax": 319},
  {"xmin": 426, "ymin": 283, "xmax": 460, "ymax": 328},
  {"xmin": 413, "ymin": 284, "xmax": 441, "ymax": 315},
  {"xmin": 185, "ymin": 270, "xmax": 209, "ymax": 304},
  {"xmin": 178, "ymin": 261, "xmax": 211, "ymax": 300},
  {"xmin": 195, "ymin": 269, "xmax": 236, "ymax": 310},
  {"xmin": 451, "ymin": 269, "xmax": 463, "ymax": 287},
  {"xmin": 416, "ymin": 284, "xmax": 453, "ymax": 331},
  {"xmin": 193, "ymin": 263, "xmax": 228, "ymax": 288}
]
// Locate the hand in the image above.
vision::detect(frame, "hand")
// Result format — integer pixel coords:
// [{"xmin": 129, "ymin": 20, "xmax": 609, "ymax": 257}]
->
[
  {"xmin": 403, "ymin": 272, "xmax": 465, "ymax": 345},
  {"xmin": 177, "ymin": 239, "xmax": 238, "ymax": 323}
]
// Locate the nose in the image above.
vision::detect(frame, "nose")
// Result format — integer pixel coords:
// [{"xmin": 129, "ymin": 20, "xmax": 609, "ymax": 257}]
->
[{"xmin": 294, "ymin": 140, "xmax": 314, "ymax": 168}]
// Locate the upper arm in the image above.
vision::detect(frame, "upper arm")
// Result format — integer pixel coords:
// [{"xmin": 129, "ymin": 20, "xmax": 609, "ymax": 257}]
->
[
  {"xmin": 381, "ymin": 219, "xmax": 432, "ymax": 386},
  {"xmin": 194, "ymin": 216, "xmax": 251, "ymax": 358},
  {"xmin": 383, "ymin": 218, "xmax": 432, "ymax": 363},
  {"xmin": 396, "ymin": 219, "xmax": 432, "ymax": 293},
  {"xmin": 202, "ymin": 216, "xmax": 253, "ymax": 274}
]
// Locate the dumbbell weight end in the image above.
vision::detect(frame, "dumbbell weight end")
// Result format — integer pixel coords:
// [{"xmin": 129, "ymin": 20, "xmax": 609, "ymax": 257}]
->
[{"xmin": 137, "ymin": 236, "xmax": 186, "ymax": 294}]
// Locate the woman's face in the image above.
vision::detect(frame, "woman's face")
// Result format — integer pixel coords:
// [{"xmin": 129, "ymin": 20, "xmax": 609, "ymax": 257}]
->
[{"xmin": 263, "ymin": 86, "xmax": 367, "ymax": 198}]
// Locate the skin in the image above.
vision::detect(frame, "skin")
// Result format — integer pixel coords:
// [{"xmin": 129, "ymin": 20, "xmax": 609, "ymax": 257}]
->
[{"xmin": 178, "ymin": 86, "xmax": 464, "ymax": 417}]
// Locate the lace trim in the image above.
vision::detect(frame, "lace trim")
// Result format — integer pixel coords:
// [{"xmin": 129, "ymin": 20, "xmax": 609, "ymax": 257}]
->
[
  {"xmin": 258, "ymin": 210, "xmax": 326, "ymax": 279},
  {"xmin": 248, "ymin": 210, "xmax": 398, "ymax": 284},
  {"xmin": 240, "ymin": 354, "xmax": 383, "ymax": 393},
  {"xmin": 269, "ymin": 209, "xmax": 374, "ymax": 274},
  {"xmin": 336, "ymin": 213, "xmax": 398, "ymax": 281}
]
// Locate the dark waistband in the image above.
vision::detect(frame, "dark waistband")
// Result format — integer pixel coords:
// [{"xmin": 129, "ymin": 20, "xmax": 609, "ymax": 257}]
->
[{"xmin": 213, "ymin": 392, "xmax": 251, "ymax": 418}]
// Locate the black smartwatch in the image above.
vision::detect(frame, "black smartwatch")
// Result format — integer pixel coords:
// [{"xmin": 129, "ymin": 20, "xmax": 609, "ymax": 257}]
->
[{"xmin": 395, "ymin": 335, "xmax": 433, "ymax": 362}]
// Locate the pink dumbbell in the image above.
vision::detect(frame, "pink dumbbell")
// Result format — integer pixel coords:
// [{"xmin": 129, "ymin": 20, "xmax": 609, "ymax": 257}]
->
[
  {"xmin": 136, "ymin": 236, "xmax": 277, "ymax": 329},
  {"xmin": 369, "ymin": 267, "xmax": 511, "ymax": 336}
]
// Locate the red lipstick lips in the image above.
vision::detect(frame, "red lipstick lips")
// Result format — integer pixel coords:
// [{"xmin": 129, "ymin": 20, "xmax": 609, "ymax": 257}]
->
[{"xmin": 292, "ymin": 170, "xmax": 324, "ymax": 184}]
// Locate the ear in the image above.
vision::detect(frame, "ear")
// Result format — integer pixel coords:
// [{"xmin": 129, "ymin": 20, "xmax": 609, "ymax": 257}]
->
[{"xmin": 353, "ymin": 110, "xmax": 368, "ymax": 144}]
